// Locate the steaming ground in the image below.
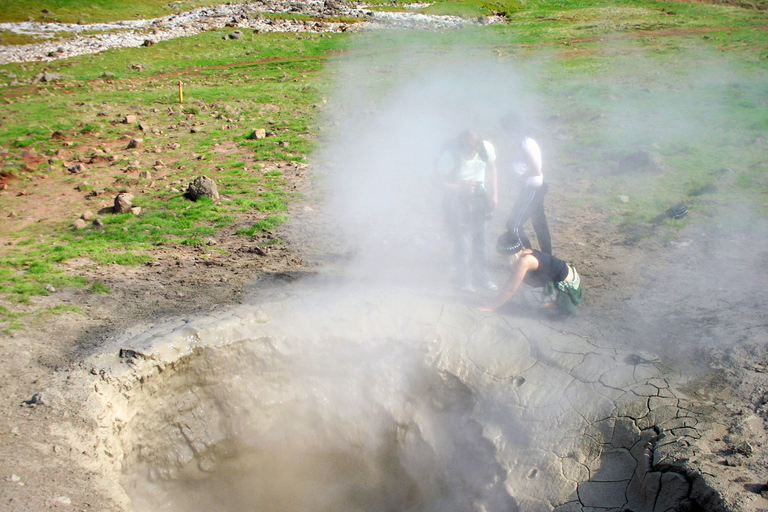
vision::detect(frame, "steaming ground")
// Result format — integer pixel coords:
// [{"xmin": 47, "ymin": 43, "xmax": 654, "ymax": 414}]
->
[
  {"xmin": 108, "ymin": 37, "xmax": 768, "ymax": 511},
  {"xmin": 3, "ymin": 28, "xmax": 768, "ymax": 512}
]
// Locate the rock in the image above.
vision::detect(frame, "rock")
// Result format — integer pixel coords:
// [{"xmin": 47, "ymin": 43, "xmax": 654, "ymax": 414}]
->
[
  {"xmin": 618, "ymin": 150, "xmax": 664, "ymax": 173},
  {"xmin": 229, "ymin": 30, "xmax": 244, "ymax": 39},
  {"xmin": 186, "ymin": 175, "xmax": 220, "ymax": 201},
  {"xmin": 23, "ymin": 392, "xmax": 45, "ymax": 406},
  {"xmin": 139, "ymin": 122, "xmax": 149, "ymax": 132},
  {"xmin": 93, "ymin": 218, "xmax": 104, "ymax": 227},
  {"xmin": 127, "ymin": 138, "xmax": 143, "ymax": 149},
  {"xmin": 81, "ymin": 211, "xmax": 94, "ymax": 221},
  {"xmin": 101, "ymin": 72, "xmax": 116, "ymax": 79},
  {"xmin": 248, "ymin": 128, "xmax": 267, "ymax": 140},
  {"xmin": 131, "ymin": 206, "xmax": 142, "ymax": 216},
  {"xmin": 124, "ymin": 114, "xmax": 138, "ymax": 124},
  {"xmin": 45, "ymin": 284, "xmax": 55, "ymax": 292},
  {"xmin": 114, "ymin": 192, "xmax": 134, "ymax": 213},
  {"xmin": 130, "ymin": 64, "xmax": 143, "ymax": 71},
  {"xmin": 73, "ymin": 218, "xmax": 87, "ymax": 230},
  {"xmin": 139, "ymin": 170, "xmax": 151, "ymax": 179},
  {"xmin": 68, "ymin": 163, "xmax": 87, "ymax": 173},
  {"xmin": 142, "ymin": 39, "xmax": 154, "ymax": 47},
  {"xmin": 618, "ymin": 195, "xmax": 629, "ymax": 203},
  {"xmin": 32, "ymin": 72, "xmax": 62, "ymax": 83}
]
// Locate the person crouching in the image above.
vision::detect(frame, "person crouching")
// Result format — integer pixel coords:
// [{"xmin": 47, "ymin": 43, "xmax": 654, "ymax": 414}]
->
[{"xmin": 478, "ymin": 231, "xmax": 582, "ymax": 316}]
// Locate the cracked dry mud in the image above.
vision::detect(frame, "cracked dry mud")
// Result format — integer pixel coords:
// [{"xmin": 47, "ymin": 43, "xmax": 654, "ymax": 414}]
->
[
  {"xmin": 17, "ymin": 256, "xmax": 765, "ymax": 512},
  {"xmin": 4, "ymin": 212, "xmax": 768, "ymax": 512}
]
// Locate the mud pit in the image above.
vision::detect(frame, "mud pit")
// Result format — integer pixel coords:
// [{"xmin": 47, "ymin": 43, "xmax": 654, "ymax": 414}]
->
[{"xmin": 67, "ymin": 282, "xmax": 718, "ymax": 512}]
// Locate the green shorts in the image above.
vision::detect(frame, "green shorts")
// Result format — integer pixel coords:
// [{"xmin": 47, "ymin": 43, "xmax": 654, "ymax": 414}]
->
[{"xmin": 554, "ymin": 266, "xmax": 582, "ymax": 316}]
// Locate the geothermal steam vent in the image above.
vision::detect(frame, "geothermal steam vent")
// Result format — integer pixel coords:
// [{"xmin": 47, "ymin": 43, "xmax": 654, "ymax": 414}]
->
[{"xmin": 88, "ymin": 289, "xmax": 703, "ymax": 511}]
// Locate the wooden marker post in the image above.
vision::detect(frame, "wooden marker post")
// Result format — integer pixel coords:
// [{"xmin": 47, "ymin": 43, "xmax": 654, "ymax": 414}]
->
[{"xmin": 178, "ymin": 80, "xmax": 183, "ymax": 103}]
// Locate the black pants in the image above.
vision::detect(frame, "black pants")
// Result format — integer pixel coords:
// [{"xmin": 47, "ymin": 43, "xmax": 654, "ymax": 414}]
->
[{"xmin": 505, "ymin": 183, "xmax": 551, "ymax": 255}]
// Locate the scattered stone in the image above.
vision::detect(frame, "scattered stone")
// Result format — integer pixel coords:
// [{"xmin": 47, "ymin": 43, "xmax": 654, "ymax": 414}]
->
[
  {"xmin": 101, "ymin": 72, "xmax": 116, "ymax": 79},
  {"xmin": 124, "ymin": 114, "xmax": 138, "ymax": 124},
  {"xmin": 81, "ymin": 211, "xmax": 94, "ymax": 221},
  {"xmin": 93, "ymin": 218, "xmax": 104, "ymax": 227},
  {"xmin": 186, "ymin": 175, "xmax": 220, "ymax": 201},
  {"xmin": 139, "ymin": 170, "xmax": 151, "ymax": 179},
  {"xmin": 139, "ymin": 122, "xmax": 149, "ymax": 132},
  {"xmin": 73, "ymin": 218, "xmax": 87, "ymax": 230},
  {"xmin": 689, "ymin": 183, "xmax": 718, "ymax": 196},
  {"xmin": 618, "ymin": 195, "xmax": 629, "ymax": 203},
  {"xmin": 127, "ymin": 138, "xmax": 143, "ymax": 149},
  {"xmin": 23, "ymin": 392, "xmax": 45, "ymax": 406},
  {"xmin": 249, "ymin": 128, "xmax": 267, "ymax": 140},
  {"xmin": 618, "ymin": 150, "xmax": 664, "ymax": 173},
  {"xmin": 142, "ymin": 39, "xmax": 154, "ymax": 47},
  {"xmin": 45, "ymin": 283, "xmax": 55, "ymax": 292},
  {"xmin": 50, "ymin": 130, "xmax": 65, "ymax": 140},
  {"xmin": 32, "ymin": 71, "xmax": 62, "ymax": 83},
  {"xmin": 113, "ymin": 192, "xmax": 134, "ymax": 213},
  {"xmin": 68, "ymin": 163, "xmax": 87, "ymax": 173},
  {"xmin": 229, "ymin": 30, "xmax": 244, "ymax": 39},
  {"xmin": 130, "ymin": 206, "xmax": 142, "ymax": 216},
  {"xmin": 130, "ymin": 64, "xmax": 143, "ymax": 71}
]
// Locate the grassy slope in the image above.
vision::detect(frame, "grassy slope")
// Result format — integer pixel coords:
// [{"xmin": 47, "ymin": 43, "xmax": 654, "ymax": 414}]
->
[{"xmin": 0, "ymin": 0, "xmax": 766, "ymax": 326}]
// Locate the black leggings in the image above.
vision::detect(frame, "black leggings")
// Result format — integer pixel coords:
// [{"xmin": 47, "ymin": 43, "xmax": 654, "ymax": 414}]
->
[{"xmin": 505, "ymin": 183, "xmax": 552, "ymax": 255}]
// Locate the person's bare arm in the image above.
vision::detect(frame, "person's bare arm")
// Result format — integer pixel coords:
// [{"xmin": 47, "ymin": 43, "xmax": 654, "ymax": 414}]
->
[{"xmin": 478, "ymin": 254, "xmax": 538, "ymax": 311}]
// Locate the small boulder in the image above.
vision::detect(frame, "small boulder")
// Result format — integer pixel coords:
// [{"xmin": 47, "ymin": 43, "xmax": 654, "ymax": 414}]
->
[
  {"xmin": 131, "ymin": 206, "xmax": 142, "ymax": 216},
  {"xmin": 248, "ymin": 128, "xmax": 267, "ymax": 140},
  {"xmin": 81, "ymin": 211, "xmax": 94, "ymax": 221},
  {"xmin": 73, "ymin": 218, "xmax": 87, "ymax": 230},
  {"xmin": 124, "ymin": 114, "xmax": 138, "ymax": 124},
  {"xmin": 229, "ymin": 30, "xmax": 244, "ymax": 39},
  {"xmin": 186, "ymin": 175, "xmax": 220, "ymax": 202},
  {"xmin": 114, "ymin": 192, "xmax": 134, "ymax": 213},
  {"xmin": 127, "ymin": 138, "xmax": 143, "ymax": 149}
]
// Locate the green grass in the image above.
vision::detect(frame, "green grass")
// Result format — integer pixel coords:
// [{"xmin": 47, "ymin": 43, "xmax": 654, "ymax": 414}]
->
[{"xmin": 1, "ymin": 0, "xmax": 767, "ymax": 317}]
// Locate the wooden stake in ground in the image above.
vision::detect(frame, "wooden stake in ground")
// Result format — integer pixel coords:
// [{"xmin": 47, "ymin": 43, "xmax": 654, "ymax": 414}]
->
[{"xmin": 178, "ymin": 80, "xmax": 183, "ymax": 104}]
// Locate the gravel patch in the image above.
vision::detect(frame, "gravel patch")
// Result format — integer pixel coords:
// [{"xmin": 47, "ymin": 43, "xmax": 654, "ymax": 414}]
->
[{"xmin": 0, "ymin": 1, "xmax": 502, "ymax": 65}]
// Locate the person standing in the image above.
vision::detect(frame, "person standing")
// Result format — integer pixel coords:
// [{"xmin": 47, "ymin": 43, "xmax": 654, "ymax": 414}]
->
[
  {"xmin": 435, "ymin": 130, "xmax": 498, "ymax": 293},
  {"xmin": 501, "ymin": 114, "xmax": 552, "ymax": 255}
]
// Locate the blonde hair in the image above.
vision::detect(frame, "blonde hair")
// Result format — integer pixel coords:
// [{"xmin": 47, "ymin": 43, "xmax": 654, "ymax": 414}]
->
[{"xmin": 508, "ymin": 252, "xmax": 522, "ymax": 267}]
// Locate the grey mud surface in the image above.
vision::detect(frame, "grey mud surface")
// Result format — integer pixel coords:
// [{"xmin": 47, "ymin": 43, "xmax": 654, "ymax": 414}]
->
[{"xmin": 18, "ymin": 224, "xmax": 768, "ymax": 512}]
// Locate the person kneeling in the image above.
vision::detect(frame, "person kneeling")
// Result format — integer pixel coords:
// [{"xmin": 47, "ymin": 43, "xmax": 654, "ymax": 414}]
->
[{"xmin": 478, "ymin": 232, "xmax": 582, "ymax": 315}]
